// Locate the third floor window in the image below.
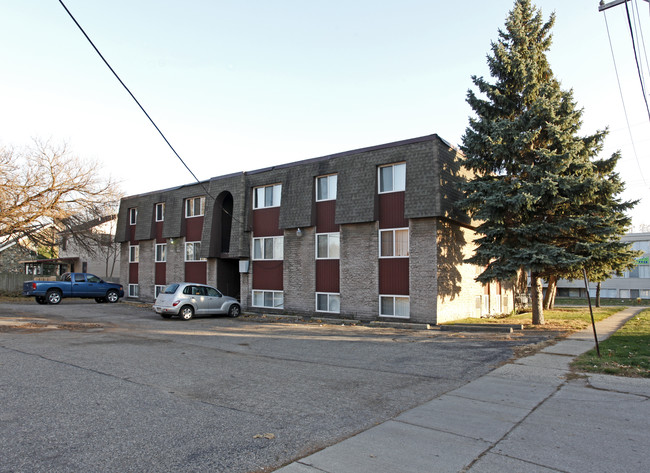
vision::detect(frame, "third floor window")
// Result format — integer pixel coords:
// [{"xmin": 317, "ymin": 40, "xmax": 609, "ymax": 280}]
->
[{"xmin": 254, "ymin": 184, "xmax": 281, "ymax": 209}]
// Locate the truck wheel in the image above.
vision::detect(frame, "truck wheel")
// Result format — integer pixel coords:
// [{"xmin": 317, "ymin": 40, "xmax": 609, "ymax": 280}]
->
[
  {"xmin": 106, "ymin": 290, "xmax": 119, "ymax": 303},
  {"xmin": 228, "ymin": 304, "xmax": 241, "ymax": 318},
  {"xmin": 179, "ymin": 305, "xmax": 194, "ymax": 320},
  {"xmin": 46, "ymin": 289, "xmax": 62, "ymax": 305},
  {"xmin": 35, "ymin": 296, "xmax": 47, "ymax": 305}
]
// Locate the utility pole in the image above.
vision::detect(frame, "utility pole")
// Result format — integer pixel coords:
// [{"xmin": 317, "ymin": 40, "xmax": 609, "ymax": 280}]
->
[{"xmin": 599, "ymin": 0, "xmax": 649, "ymax": 11}]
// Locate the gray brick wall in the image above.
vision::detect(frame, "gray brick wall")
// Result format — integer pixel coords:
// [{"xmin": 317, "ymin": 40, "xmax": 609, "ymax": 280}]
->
[
  {"xmin": 138, "ymin": 240, "xmax": 155, "ymax": 301},
  {"xmin": 409, "ymin": 218, "xmax": 438, "ymax": 324},
  {"xmin": 340, "ymin": 222, "xmax": 378, "ymax": 320},
  {"xmin": 283, "ymin": 227, "xmax": 316, "ymax": 315},
  {"xmin": 166, "ymin": 237, "xmax": 186, "ymax": 284}
]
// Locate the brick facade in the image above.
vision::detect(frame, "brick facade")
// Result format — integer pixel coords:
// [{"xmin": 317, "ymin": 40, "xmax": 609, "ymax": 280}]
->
[{"xmin": 116, "ymin": 134, "xmax": 514, "ymax": 322}]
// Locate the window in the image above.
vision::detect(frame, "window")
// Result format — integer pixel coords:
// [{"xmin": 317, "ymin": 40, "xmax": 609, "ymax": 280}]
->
[
  {"xmin": 155, "ymin": 243, "xmax": 167, "ymax": 263},
  {"xmin": 129, "ymin": 245, "xmax": 139, "ymax": 263},
  {"xmin": 185, "ymin": 196, "xmax": 205, "ymax": 218},
  {"xmin": 128, "ymin": 284, "xmax": 139, "ymax": 298},
  {"xmin": 253, "ymin": 184, "xmax": 281, "ymax": 209},
  {"xmin": 155, "ymin": 203, "xmax": 165, "ymax": 222},
  {"xmin": 379, "ymin": 163, "xmax": 406, "ymax": 193},
  {"xmin": 316, "ymin": 293, "xmax": 340, "ymax": 313},
  {"xmin": 379, "ymin": 228, "xmax": 409, "ymax": 257},
  {"xmin": 252, "ymin": 236, "xmax": 284, "ymax": 260},
  {"xmin": 154, "ymin": 285, "xmax": 165, "ymax": 298},
  {"xmin": 252, "ymin": 290, "xmax": 284, "ymax": 309},
  {"xmin": 163, "ymin": 283, "xmax": 179, "ymax": 294},
  {"xmin": 380, "ymin": 295, "xmax": 410, "ymax": 318},
  {"xmin": 316, "ymin": 233, "xmax": 340, "ymax": 259},
  {"xmin": 185, "ymin": 242, "xmax": 205, "ymax": 261},
  {"xmin": 316, "ymin": 174, "xmax": 337, "ymax": 201},
  {"xmin": 129, "ymin": 208, "xmax": 137, "ymax": 225}
]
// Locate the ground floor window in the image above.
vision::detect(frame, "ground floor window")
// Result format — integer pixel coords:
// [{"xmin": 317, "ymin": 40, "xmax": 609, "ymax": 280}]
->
[
  {"xmin": 128, "ymin": 284, "xmax": 139, "ymax": 298},
  {"xmin": 154, "ymin": 285, "xmax": 165, "ymax": 298},
  {"xmin": 252, "ymin": 290, "xmax": 284, "ymax": 309},
  {"xmin": 641, "ymin": 289, "xmax": 650, "ymax": 299},
  {"xmin": 316, "ymin": 293, "xmax": 340, "ymax": 313},
  {"xmin": 379, "ymin": 295, "xmax": 409, "ymax": 318}
]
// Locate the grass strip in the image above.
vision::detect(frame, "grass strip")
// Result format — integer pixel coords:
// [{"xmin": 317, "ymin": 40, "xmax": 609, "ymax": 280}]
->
[
  {"xmin": 447, "ymin": 307, "xmax": 622, "ymax": 331},
  {"xmin": 571, "ymin": 309, "xmax": 650, "ymax": 378}
]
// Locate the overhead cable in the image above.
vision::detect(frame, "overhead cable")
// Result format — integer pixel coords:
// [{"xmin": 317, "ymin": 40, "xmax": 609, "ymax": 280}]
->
[
  {"xmin": 604, "ymin": 10, "xmax": 648, "ymax": 185},
  {"xmin": 57, "ymin": 0, "xmax": 214, "ymax": 200}
]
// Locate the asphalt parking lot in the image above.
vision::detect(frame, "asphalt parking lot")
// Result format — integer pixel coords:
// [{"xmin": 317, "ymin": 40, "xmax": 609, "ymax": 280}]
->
[{"xmin": 0, "ymin": 300, "xmax": 560, "ymax": 472}]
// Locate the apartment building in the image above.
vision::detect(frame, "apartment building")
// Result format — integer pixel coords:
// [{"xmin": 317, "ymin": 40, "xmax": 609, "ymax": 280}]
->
[
  {"xmin": 115, "ymin": 134, "xmax": 513, "ymax": 324},
  {"xmin": 556, "ymin": 232, "xmax": 650, "ymax": 300}
]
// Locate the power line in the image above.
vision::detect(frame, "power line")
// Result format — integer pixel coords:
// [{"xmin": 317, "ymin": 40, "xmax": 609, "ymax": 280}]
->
[
  {"xmin": 57, "ymin": 1, "xmax": 255, "ymax": 234},
  {"xmin": 624, "ymin": 0, "xmax": 650, "ymax": 122},
  {"xmin": 57, "ymin": 0, "xmax": 213, "ymax": 200},
  {"xmin": 603, "ymin": 10, "xmax": 648, "ymax": 185}
]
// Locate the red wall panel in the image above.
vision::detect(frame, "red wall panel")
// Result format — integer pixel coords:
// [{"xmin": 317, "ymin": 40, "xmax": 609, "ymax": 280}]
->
[
  {"xmin": 378, "ymin": 259, "xmax": 409, "ymax": 295},
  {"xmin": 129, "ymin": 263, "xmax": 138, "ymax": 283},
  {"xmin": 185, "ymin": 262, "xmax": 206, "ymax": 284},
  {"xmin": 378, "ymin": 192, "xmax": 408, "ymax": 229},
  {"xmin": 252, "ymin": 208, "xmax": 283, "ymax": 237},
  {"xmin": 252, "ymin": 261, "xmax": 284, "ymax": 290},
  {"xmin": 185, "ymin": 216, "xmax": 204, "ymax": 241},
  {"xmin": 316, "ymin": 260, "xmax": 340, "ymax": 293},
  {"xmin": 155, "ymin": 263, "xmax": 166, "ymax": 285},
  {"xmin": 156, "ymin": 222, "xmax": 164, "ymax": 242},
  {"xmin": 316, "ymin": 200, "xmax": 338, "ymax": 233}
]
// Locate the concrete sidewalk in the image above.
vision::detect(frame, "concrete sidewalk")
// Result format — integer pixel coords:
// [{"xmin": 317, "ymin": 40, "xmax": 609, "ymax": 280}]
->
[{"xmin": 275, "ymin": 307, "xmax": 649, "ymax": 473}]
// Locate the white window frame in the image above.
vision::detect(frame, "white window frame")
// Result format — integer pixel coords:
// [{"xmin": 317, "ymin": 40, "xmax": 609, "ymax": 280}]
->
[
  {"xmin": 316, "ymin": 292, "xmax": 340, "ymax": 313},
  {"xmin": 253, "ymin": 184, "xmax": 282, "ymax": 209},
  {"xmin": 252, "ymin": 236, "xmax": 284, "ymax": 260},
  {"xmin": 128, "ymin": 284, "xmax": 139, "ymax": 298},
  {"xmin": 154, "ymin": 285, "xmax": 165, "ymax": 298},
  {"xmin": 155, "ymin": 243, "xmax": 167, "ymax": 263},
  {"xmin": 185, "ymin": 196, "xmax": 206, "ymax": 218},
  {"xmin": 252, "ymin": 290, "xmax": 284, "ymax": 309},
  {"xmin": 129, "ymin": 208, "xmax": 137, "ymax": 225},
  {"xmin": 379, "ymin": 228, "xmax": 409, "ymax": 258},
  {"xmin": 185, "ymin": 241, "xmax": 205, "ymax": 262},
  {"xmin": 316, "ymin": 174, "xmax": 337, "ymax": 202},
  {"xmin": 316, "ymin": 232, "xmax": 340, "ymax": 259},
  {"xmin": 379, "ymin": 295, "xmax": 410, "ymax": 318},
  {"xmin": 129, "ymin": 245, "xmax": 139, "ymax": 263},
  {"xmin": 378, "ymin": 162, "xmax": 406, "ymax": 194},
  {"xmin": 155, "ymin": 203, "xmax": 165, "ymax": 222}
]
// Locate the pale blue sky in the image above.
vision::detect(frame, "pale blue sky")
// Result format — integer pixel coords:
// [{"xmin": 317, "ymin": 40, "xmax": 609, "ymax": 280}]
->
[{"xmin": 1, "ymin": 1, "xmax": 649, "ymax": 227}]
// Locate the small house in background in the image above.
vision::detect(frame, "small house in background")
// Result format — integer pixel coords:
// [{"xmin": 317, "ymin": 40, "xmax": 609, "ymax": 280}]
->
[
  {"xmin": 0, "ymin": 224, "xmax": 58, "ymax": 275},
  {"xmin": 116, "ymin": 134, "xmax": 515, "ymax": 325},
  {"xmin": 19, "ymin": 215, "xmax": 121, "ymax": 281}
]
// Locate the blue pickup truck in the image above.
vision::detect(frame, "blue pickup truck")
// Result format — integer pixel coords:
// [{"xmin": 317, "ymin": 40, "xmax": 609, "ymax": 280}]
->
[{"xmin": 23, "ymin": 272, "xmax": 125, "ymax": 305}]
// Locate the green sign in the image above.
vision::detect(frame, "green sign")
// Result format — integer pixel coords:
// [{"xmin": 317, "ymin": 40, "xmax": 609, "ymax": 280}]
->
[{"xmin": 635, "ymin": 256, "xmax": 649, "ymax": 265}]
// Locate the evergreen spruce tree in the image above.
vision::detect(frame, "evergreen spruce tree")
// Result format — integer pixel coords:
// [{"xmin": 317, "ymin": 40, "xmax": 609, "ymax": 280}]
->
[{"xmin": 459, "ymin": 0, "xmax": 636, "ymax": 324}]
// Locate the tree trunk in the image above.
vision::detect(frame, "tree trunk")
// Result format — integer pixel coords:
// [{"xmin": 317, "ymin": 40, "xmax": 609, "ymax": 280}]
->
[
  {"xmin": 543, "ymin": 275, "xmax": 557, "ymax": 310},
  {"xmin": 530, "ymin": 272, "xmax": 545, "ymax": 325},
  {"xmin": 596, "ymin": 281, "xmax": 601, "ymax": 308}
]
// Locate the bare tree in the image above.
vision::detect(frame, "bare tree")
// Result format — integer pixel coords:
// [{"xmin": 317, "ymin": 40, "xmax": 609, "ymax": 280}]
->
[{"xmin": 0, "ymin": 139, "xmax": 122, "ymax": 251}]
